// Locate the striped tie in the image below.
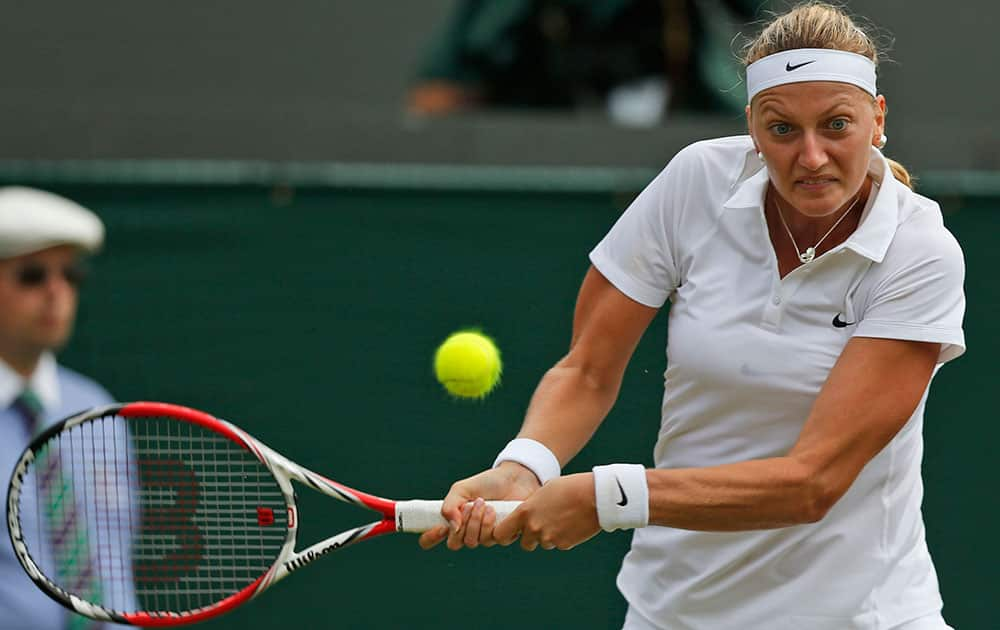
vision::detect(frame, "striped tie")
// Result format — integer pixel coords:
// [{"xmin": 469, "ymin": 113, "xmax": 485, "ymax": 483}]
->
[{"xmin": 14, "ymin": 390, "xmax": 102, "ymax": 630}]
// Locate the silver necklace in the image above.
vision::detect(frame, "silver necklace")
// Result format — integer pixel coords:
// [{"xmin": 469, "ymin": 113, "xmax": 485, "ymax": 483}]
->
[{"xmin": 774, "ymin": 193, "xmax": 862, "ymax": 263}]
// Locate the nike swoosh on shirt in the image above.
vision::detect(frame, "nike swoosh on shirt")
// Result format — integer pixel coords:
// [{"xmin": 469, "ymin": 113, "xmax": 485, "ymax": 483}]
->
[
  {"xmin": 832, "ymin": 313, "xmax": 856, "ymax": 328},
  {"xmin": 786, "ymin": 60, "xmax": 816, "ymax": 71},
  {"xmin": 615, "ymin": 477, "xmax": 628, "ymax": 507}
]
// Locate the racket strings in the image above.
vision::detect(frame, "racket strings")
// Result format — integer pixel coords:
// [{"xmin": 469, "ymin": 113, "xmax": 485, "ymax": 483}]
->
[{"xmin": 17, "ymin": 413, "xmax": 288, "ymax": 616}]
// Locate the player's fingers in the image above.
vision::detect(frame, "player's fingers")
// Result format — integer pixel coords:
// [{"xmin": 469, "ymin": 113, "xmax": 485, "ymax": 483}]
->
[
  {"xmin": 463, "ymin": 498, "xmax": 486, "ymax": 548},
  {"xmin": 446, "ymin": 501, "xmax": 474, "ymax": 550},
  {"xmin": 479, "ymin": 504, "xmax": 497, "ymax": 547},
  {"xmin": 418, "ymin": 526, "xmax": 449, "ymax": 550},
  {"xmin": 540, "ymin": 540, "xmax": 556, "ymax": 551},
  {"xmin": 442, "ymin": 488, "xmax": 471, "ymax": 531},
  {"xmin": 493, "ymin": 506, "xmax": 524, "ymax": 546},
  {"xmin": 443, "ymin": 506, "xmax": 463, "ymax": 532},
  {"xmin": 520, "ymin": 533, "xmax": 539, "ymax": 552}
]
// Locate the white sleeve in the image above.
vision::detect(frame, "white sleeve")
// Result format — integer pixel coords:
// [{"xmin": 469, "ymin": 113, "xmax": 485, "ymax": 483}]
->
[
  {"xmin": 588, "ymin": 147, "xmax": 695, "ymax": 308},
  {"xmin": 854, "ymin": 216, "xmax": 966, "ymax": 364}
]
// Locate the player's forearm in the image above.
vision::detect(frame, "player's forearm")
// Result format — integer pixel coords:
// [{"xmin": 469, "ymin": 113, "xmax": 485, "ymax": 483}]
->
[
  {"xmin": 647, "ymin": 456, "xmax": 831, "ymax": 531},
  {"xmin": 516, "ymin": 359, "xmax": 621, "ymax": 466}
]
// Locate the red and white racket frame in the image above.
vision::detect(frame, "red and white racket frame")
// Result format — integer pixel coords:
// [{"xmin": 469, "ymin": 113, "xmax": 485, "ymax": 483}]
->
[{"xmin": 7, "ymin": 401, "xmax": 519, "ymax": 627}]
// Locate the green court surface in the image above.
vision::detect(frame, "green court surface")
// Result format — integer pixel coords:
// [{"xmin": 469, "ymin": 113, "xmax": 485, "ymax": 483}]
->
[{"xmin": 10, "ymin": 176, "xmax": 995, "ymax": 628}]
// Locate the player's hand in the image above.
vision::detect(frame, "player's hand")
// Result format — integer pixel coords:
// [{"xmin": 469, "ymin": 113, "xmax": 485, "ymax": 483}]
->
[
  {"xmin": 418, "ymin": 461, "xmax": 540, "ymax": 550},
  {"xmin": 493, "ymin": 473, "xmax": 599, "ymax": 551}
]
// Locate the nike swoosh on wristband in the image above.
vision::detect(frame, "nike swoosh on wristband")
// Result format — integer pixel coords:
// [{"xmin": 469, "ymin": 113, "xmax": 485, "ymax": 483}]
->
[
  {"xmin": 615, "ymin": 477, "xmax": 629, "ymax": 507},
  {"xmin": 786, "ymin": 60, "xmax": 816, "ymax": 71},
  {"xmin": 832, "ymin": 313, "xmax": 856, "ymax": 328}
]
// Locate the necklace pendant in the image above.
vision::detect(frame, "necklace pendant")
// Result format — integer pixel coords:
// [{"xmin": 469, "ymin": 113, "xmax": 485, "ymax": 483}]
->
[{"xmin": 799, "ymin": 247, "xmax": 816, "ymax": 263}]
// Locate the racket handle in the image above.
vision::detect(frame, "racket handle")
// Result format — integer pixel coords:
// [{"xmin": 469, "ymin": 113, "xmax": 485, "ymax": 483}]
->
[{"xmin": 395, "ymin": 499, "xmax": 521, "ymax": 533}]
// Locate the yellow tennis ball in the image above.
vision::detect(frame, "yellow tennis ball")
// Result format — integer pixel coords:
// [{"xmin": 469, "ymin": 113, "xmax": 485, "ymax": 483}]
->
[{"xmin": 434, "ymin": 331, "xmax": 502, "ymax": 399}]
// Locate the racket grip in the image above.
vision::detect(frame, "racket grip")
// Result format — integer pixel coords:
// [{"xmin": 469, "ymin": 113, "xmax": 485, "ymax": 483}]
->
[{"xmin": 395, "ymin": 499, "xmax": 521, "ymax": 533}]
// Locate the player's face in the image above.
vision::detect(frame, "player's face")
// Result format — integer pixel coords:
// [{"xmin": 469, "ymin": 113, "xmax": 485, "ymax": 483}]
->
[
  {"xmin": 0, "ymin": 245, "xmax": 83, "ymax": 363},
  {"xmin": 747, "ymin": 81, "xmax": 886, "ymax": 217}
]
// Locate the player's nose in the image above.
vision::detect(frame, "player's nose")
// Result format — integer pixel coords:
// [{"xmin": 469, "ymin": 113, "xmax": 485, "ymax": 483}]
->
[{"xmin": 797, "ymin": 132, "xmax": 829, "ymax": 172}]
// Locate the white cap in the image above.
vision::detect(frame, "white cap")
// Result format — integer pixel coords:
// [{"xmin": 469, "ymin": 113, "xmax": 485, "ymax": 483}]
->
[{"xmin": 0, "ymin": 186, "xmax": 105, "ymax": 259}]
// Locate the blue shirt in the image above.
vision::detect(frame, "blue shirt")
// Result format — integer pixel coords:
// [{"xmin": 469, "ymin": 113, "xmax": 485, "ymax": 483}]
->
[{"xmin": 0, "ymin": 354, "xmax": 116, "ymax": 630}]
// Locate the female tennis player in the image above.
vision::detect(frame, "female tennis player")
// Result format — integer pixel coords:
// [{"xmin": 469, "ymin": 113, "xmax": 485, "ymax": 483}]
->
[{"xmin": 420, "ymin": 3, "xmax": 965, "ymax": 629}]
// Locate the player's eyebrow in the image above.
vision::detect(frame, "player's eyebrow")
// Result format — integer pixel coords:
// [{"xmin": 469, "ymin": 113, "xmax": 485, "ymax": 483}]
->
[{"xmin": 756, "ymin": 95, "xmax": 858, "ymax": 119}]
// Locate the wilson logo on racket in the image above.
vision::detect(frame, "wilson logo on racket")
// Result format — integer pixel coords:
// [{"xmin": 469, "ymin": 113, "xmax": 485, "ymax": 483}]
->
[
  {"xmin": 135, "ymin": 457, "xmax": 205, "ymax": 585},
  {"xmin": 283, "ymin": 540, "xmax": 341, "ymax": 573},
  {"xmin": 5, "ymin": 401, "xmax": 520, "ymax": 626}
]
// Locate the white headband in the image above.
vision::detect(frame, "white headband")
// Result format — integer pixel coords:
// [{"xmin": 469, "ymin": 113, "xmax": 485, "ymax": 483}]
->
[{"xmin": 746, "ymin": 48, "xmax": 876, "ymax": 102}]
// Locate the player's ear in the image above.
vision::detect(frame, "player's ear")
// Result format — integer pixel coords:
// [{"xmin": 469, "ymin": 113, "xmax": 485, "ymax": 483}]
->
[
  {"xmin": 745, "ymin": 105, "xmax": 760, "ymax": 156},
  {"xmin": 872, "ymin": 95, "xmax": 887, "ymax": 144}
]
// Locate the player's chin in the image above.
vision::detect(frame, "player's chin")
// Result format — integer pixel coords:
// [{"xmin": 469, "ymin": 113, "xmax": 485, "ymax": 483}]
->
[{"xmin": 790, "ymin": 186, "xmax": 846, "ymax": 214}]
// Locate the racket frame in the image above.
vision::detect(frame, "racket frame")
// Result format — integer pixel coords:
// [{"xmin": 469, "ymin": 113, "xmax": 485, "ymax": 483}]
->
[{"xmin": 7, "ymin": 401, "xmax": 509, "ymax": 627}]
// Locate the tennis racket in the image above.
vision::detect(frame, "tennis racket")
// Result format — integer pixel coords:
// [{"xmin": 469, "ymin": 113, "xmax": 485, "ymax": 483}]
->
[{"xmin": 6, "ymin": 401, "xmax": 518, "ymax": 626}]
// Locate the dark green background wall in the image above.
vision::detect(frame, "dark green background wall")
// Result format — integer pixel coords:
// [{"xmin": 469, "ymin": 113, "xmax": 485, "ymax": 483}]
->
[{"xmin": 38, "ymin": 184, "xmax": 997, "ymax": 628}]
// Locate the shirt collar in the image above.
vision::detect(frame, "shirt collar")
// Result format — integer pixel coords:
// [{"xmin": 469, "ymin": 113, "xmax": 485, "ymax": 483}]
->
[
  {"xmin": 722, "ymin": 152, "xmax": 770, "ymax": 210},
  {"xmin": 0, "ymin": 352, "xmax": 61, "ymax": 412},
  {"xmin": 722, "ymin": 145, "xmax": 900, "ymax": 263},
  {"xmin": 842, "ymin": 147, "xmax": 898, "ymax": 263}
]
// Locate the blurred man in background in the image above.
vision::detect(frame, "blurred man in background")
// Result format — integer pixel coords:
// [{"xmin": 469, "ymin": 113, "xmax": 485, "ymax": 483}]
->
[
  {"xmin": 0, "ymin": 187, "xmax": 114, "ymax": 629},
  {"xmin": 407, "ymin": 0, "xmax": 759, "ymax": 126}
]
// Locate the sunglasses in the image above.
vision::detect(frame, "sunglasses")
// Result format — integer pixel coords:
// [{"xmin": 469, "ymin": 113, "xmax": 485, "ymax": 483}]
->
[{"xmin": 14, "ymin": 263, "xmax": 89, "ymax": 289}]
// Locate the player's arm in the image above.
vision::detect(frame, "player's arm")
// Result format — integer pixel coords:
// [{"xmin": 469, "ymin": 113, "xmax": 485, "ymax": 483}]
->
[
  {"xmin": 419, "ymin": 266, "xmax": 658, "ymax": 549},
  {"xmin": 643, "ymin": 336, "xmax": 940, "ymax": 530},
  {"xmin": 491, "ymin": 335, "xmax": 940, "ymax": 550},
  {"xmin": 518, "ymin": 265, "xmax": 660, "ymax": 464}
]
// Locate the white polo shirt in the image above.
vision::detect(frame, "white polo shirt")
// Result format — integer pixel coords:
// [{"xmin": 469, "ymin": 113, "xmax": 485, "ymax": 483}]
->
[{"xmin": 589, "ymin": 135, "xmax": 966, "ymax": 630}]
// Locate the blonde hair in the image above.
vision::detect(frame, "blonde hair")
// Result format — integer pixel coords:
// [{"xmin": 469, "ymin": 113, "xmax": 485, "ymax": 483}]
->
[{"xmin": 742, "ymin": 2, "xmax": 913, "ymax": 189}]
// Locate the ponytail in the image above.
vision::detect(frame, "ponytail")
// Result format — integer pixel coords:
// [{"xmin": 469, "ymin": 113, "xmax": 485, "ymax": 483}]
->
[{"xmin": 886, "ymin": 158, "xmax": 914, "ymax": 190}]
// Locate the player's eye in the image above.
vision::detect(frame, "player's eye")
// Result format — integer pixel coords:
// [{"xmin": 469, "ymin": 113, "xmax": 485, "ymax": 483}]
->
[
  {"xmin": 769, "ymin": 123, "xmax": 793, "ymax": 136},
  {"xmin": 829, "ymin": 118, "xmax": 849, "ymax": 131}
]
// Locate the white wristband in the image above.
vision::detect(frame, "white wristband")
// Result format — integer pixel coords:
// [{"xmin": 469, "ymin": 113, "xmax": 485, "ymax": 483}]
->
[
  {"xmin": 592, "ymin": 464, "xmax": 649, "ymax": 532},
  {"xmin": 492, "ymin": 438, "xmax": 561, "ymax": 485}
]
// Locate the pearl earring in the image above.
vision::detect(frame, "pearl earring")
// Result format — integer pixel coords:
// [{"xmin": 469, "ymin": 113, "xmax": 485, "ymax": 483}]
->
[
  {"xmin": 877, "ymin": 134, "xmax": 887, "ymax": 149},
  {"xmin": 757, "ymin": 151, "xmax": 765, "ymax": 162}
]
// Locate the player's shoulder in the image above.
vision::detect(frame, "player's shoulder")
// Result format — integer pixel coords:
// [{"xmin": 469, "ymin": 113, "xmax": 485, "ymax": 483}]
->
[
  {"xmin": 56, "ymin": 364, "xmax": 115, "ymax": 407},
  {"xmin": 669, "ymin": 135, "xmax": 755, "ymax": 171},
  {"xmin": 893, "ymin": 186, "xmax": 961, "ymax": 253},
  {"xmin": 654, "ymin": 135, "xmax": 755, "ymax": 194},
  {"xmin": 879, "ymin": 183, "xmax": 964, "ymax": 274}
]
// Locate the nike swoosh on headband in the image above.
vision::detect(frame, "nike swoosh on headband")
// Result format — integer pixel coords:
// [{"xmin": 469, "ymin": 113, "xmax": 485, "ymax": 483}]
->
[{"xmin": 786, "ymin": 60, "xmax": 816, "ymax": 71}]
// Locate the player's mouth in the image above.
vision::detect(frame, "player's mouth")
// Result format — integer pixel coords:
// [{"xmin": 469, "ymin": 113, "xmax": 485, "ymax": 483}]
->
[{"xmin": 795, "ymin": 176, "xmax": 837, "ymax": 191}]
